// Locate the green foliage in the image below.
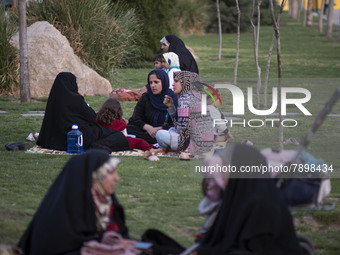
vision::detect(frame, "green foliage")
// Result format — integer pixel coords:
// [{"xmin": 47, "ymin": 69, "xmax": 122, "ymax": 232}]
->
[
  {"xmin": 0, "ymin": 6, "xmax": 18, "ymax": 94},
  {"xmin": 174, "ymin": 0, "xmax": 210, "ymax": 35},
  {"xmin": 26, "ymin": 0, "xmax": 143, "ymax": 76},
  {"xmin": 113, "ymin": 0, "xmax": 179, "ymax": 60},
  {"xmin": 205, "ymin": 0, "xmax": 278, "ymax": 33}
]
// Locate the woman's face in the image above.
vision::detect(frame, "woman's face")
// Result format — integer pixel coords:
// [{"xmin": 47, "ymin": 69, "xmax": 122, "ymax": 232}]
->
[
  {"xmin": 161, "ymin": 43, "xmax": 169, "ymax": 53},
  {"xmin": 101, "ymin": 169, "xmax": 120, "ymax": 195},
  {"xmin": 149, "ymin": 74, "xmax": 163, "ymax": 95},
  {"xmin": 172, "ymin": 77, "xmax": 182, "ymax": 95}
]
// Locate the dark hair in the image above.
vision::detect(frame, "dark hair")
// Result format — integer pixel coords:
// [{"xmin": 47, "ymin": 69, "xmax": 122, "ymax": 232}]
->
[
  {"xmin": 152, "ymin": 53, "xmax": 165, "ymax": 63},
  {"xmin": 148, "ymin": 70, "xmax": 162, "ymax": 81},
  {"xmin": 96, "ymin": 98, "xmax": 123, "ymax": 124}
]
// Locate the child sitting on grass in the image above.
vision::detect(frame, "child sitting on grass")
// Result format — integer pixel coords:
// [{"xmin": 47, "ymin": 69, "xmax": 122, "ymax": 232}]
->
[{"xmin": 96, "ymin": 98, "xmax": 157, "ymax": 152}]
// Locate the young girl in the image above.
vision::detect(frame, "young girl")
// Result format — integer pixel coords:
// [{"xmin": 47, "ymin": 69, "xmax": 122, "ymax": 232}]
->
[
  {"xmin": 162, "ymin": 52, "xmax": 181, "ymax": 90},
  {"xmin": 96, "ymin": 98, "xmax": 156, "ymax": 152}
]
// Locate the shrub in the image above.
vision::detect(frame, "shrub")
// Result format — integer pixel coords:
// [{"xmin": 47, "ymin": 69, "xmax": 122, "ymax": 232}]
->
[
  {"xmin": 175, "ymin": 0, "xmax": 210, "ymax": 35},
  {"xmin": 114, "ymin": 0, "xmax": 179, "ymax": 60},
  {"xmin": 0, "ymin": 5, "xmax": 18, "ymax": 95},
  {"xmin": 26, "ymin": 0, "xmax": 143, "ymax": 77}
]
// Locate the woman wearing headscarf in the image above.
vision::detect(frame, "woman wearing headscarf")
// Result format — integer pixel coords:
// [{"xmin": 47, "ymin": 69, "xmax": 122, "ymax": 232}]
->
[
  {"xmin": 36, "ymin": 72, "xmax": 130, "ymax": 153},
  {"xmin": 160, "ymin": 34, "xmax": 199, "ymax": 74},
  {"xmin": 162, "ymin": 52, "xmax": 181, "ymax": 90},
  {"xmin": 156, "ymin": 71, "xmax": 214, "ymax": 160},
  {"xmin": 126, "ymin": 69, "xmax": 178, "ymax": 144},
  {"xmin": 18, "ymin": 150, "xmax": 139, "ymax": 255},
  {"xmin": 194, "ymin": 143, "xmax": 302, "ymax": 255}
]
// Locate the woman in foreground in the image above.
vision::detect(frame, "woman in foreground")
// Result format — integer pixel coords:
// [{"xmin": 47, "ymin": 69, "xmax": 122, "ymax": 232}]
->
[{"xmin": 18, "ymin": 150, "xmax": 140, "ymax": 255}]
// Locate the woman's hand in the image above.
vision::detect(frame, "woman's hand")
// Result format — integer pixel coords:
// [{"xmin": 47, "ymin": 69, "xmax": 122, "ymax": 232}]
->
[
  {"xmin": 121, "ymin": 239, "xmax": 141, "ymax": 254},
  {"xmin": 143, "ymin": 124, "xmax": 162, "ymax": 138},
  {"xmin": 163, "ymin": 95, "xmax": 174, "ymax": 109}
]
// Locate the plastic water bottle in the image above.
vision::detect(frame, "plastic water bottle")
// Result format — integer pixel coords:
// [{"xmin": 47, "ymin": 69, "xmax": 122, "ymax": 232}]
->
[{"xmin": 67, "ymin": 124, "xmax": 83, "ymax": 154}]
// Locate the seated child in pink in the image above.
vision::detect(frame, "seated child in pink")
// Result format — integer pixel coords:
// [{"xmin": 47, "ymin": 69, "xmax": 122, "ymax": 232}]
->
[{"xmin": 96, "ymin": 98, "xmax": 155, "ymax": 151}]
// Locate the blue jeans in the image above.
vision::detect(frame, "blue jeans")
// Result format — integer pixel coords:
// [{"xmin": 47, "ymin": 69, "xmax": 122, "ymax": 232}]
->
[{"xmin": 156, "ymin": 127, "xmax": 178, "ymax": 150}]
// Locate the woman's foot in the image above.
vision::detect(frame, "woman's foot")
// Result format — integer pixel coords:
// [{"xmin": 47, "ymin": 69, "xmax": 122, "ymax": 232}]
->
[
  {"xmin": 179, "ymin": 152, "xmax": 191, "ymax": 161},
  {"xmin": 144, "ymin": 150, "xmax": 160, "ymax": 161}
]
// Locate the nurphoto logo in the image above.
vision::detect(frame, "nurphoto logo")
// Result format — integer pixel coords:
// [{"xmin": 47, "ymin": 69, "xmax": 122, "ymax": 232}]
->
[{"xmin": 199, "ymin": 83, "xmax": 312, "ymax": 128}]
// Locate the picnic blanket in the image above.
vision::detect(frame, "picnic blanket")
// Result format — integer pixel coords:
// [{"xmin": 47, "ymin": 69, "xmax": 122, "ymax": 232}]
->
[{"xmin": 26, "ymin": 142, "xmax": 227, "ymax": 158}]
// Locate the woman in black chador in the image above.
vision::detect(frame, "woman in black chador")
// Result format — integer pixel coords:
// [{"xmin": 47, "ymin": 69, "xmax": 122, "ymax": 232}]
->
[
  {"xmin": 195, "ymin": 143, "xmax": 301, "ymax": 255},
  {"xmin": 18, "ymin": 150, "xmax": 139, "ymax": 255},
  {"xmin": 160, "ymin": 34, "xmax": 199, "ymax": 74},
  {"xmin": 36, "ymin": 72, "xmax": 129, "ymax": 153},
  {"xmin": 141, "ymin": 144, "xmax": 301, "ymax": 255}
]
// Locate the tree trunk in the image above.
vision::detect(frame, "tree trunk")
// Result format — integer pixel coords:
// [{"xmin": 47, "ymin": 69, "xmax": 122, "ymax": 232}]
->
[
  {"xmin": 319, "ymin": 0, "xmax": 325, "ymax": 33},
  {"xmin": 326, "ymin": 0, "xmax": 335, "ymax": 37},
  {"xmin": 291, "ymin": 0, "xmax": 299, "ymax": 19},
  {"xmin": 233, "ymin": 0, "xmax": 241, "ymax": 84},
  {"xmin": 217, "ymin": 0, "xmax": 222, "ymax": 60},
  {"xmin": 264, "ymin": 0, "xmax": 287, "ymax": 112},
  {"xmin": 18, "ymin": 0, "xmax": 30, "ymax": 103},
  {"xmin": 250, "ymin": 0, "xmax": 262, "ymax": 109},
  {"xmin": 306, "ymin": 0, "xmax": 313, "ymax": 26},
  {"xmin": 303, "ymin": 0, "xmax": 308, "ymax": 26},
  {"xmin": 269, "ymin": 0, "xmax": 284, "ymax": 150},
  {"xmin": 297, "ymin": 0, "xmax": 303, "ymax": 22}
]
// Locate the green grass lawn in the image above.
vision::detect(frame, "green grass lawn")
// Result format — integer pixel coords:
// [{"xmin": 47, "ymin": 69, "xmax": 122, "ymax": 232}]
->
[{"xmin": 1, "ymin": 13, "xmax": 340, "ymax": 254}]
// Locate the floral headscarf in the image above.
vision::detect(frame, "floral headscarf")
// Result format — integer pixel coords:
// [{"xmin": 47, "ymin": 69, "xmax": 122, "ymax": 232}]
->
[{"xmin": 163, "ymin": 52, "xmax": 180, "ymax": 70}]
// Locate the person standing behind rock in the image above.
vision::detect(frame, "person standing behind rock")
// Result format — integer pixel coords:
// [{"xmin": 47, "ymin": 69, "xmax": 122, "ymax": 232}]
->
[{"xmin": 160, "ymin": 34, "xmax": 199, "ymax": 74}]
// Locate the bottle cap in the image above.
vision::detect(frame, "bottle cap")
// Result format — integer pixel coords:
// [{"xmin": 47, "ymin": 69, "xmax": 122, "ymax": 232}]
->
[{"xmin": 72, "ymin": 124, "xmax": 78, "ymax": 129}]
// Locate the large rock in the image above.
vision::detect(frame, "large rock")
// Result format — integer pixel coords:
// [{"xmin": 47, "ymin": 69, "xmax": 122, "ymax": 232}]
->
[{"xmin": 10, "ymin": 21, "xmax": 112, "ymax": 98}]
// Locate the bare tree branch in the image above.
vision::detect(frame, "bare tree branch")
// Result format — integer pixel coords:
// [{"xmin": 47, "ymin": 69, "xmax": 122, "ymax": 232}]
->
[
  {"xmin": 269, "ymin": 0, "xmax": 284, "ymax": 150},
  {"xmin": 233, "ymin": 0, "xmax": 241, "ymax": 84},
  {"xmin": 250, "ymin": 0, "xmax": 262, "ymax": 109},
  {"xmin": 217, "ymin": 0, "xmax": 222, "ymax": 60},
  {"xmin": 264, "ymin": 0, "xmax": 287, "ymax": 113}
]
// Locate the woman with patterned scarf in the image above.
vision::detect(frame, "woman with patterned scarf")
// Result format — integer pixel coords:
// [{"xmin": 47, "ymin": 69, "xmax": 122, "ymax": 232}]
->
[
  {"xmin": 156, "ymin": 71, "xmax": 214, "ymax": 160},
  {"xmin": 18, "ymin": 150, "xmax": 140, "ymax": 255}
]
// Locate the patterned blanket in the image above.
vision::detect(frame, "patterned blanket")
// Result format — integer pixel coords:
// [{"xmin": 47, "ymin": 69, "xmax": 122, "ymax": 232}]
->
[
  {"xmin": 26, "ymin": 142, "xmax": 227, "ymax": 158},
  {"xmin": 25, "ymin": 145, "xmax": 178, "ymax": 157}
]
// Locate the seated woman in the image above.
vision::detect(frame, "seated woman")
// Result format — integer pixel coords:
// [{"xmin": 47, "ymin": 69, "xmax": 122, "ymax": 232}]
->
[
  {"xmin": 18, "ymin": 150, "xmax": 139, "ymax": 255},
  {"xmin": 36, "ymin": 72, "xmax": 130, "ymax": 153},
  {"xmin": 126, "ymin": 69, "xmax": 178, "ymax": 145},
  {"xmin": 193, "ymin": 143, "xmax": 302, "ymax": 255},
  {"xmin": 156, "ymin": 71, "xmax": 214, "ymax": 160},
  {"xmin": 143, "ymin": 144, "xmax": 302, "ymax": 255}
]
